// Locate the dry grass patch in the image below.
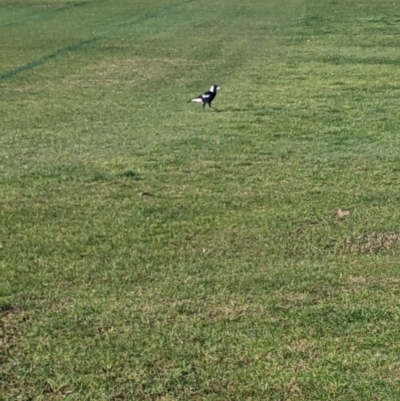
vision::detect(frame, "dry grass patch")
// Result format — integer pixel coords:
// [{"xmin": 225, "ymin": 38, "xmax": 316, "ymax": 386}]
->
[
  {"xmin": 63, "ymin": 56, "xmax": 193, "ymax": 88},
  {"xmin": 343, "ymin": 231, "xmax": 400, "ymax": 254}
]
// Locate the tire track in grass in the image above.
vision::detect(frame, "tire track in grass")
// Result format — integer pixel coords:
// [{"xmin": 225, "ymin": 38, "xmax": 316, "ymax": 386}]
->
[
  {"xmin": 0, "ymin": 0, "xmax": 199, "ymax": 82},
  {"xmin": 0, "ymin": 36, "xmax": 105, "ymax": 81}
]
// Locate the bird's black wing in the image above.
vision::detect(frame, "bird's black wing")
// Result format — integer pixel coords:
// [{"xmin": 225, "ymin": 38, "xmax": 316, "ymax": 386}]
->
[
  {"xmin": 201, "ymin": 91, "xmax": 212, "ymax": 99},
  {"xmin": 188, "ymin": 90, "xmax": 213, "ymax": 103}
]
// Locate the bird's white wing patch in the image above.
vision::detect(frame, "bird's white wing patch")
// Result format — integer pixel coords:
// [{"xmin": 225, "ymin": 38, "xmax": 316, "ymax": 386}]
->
[{"xmin": 202, "ymin": 94, "xmax": 210, "ymax": 99}]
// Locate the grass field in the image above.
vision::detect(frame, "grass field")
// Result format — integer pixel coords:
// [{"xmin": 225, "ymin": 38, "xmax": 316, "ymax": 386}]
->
[{"xmin": 2, "ymin": 0, "xmax": 400, "ymax": 399}]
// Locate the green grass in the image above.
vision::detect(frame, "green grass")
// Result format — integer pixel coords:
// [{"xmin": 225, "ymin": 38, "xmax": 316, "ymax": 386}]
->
[{"xmin": 2, "ymin": 0, "xmax": 400, "ymax": 399}]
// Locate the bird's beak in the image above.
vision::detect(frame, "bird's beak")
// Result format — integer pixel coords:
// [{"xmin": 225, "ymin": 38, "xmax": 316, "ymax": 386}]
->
[{"xmin": 217, "ymin": 86, "xmax": 221, "ymax": 90}]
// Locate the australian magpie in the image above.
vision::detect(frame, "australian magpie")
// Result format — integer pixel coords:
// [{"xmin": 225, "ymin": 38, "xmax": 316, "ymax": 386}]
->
[{"xmin": 188, "ymin": 85, "xmax": 220, "ymax": 108}]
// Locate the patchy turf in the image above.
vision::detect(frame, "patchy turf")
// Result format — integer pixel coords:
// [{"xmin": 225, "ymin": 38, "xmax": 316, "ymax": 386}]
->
[{"xmin": 2, "ymin": 0, "xmax": 400, "ymax": 399}]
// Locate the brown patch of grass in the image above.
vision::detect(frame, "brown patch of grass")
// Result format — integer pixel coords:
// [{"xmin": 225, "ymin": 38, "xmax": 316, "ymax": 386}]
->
[
  {"xmin": 343, "ymin": 231, "xmax": 400, "ymax": 254},
  {"xmin": 286, "ymin": 338, "xmax": 316, "ymax": 355},
  {"xmin": 0, "ymin": 305, "xmax": 21, "ymax": 320},
  {"xmin": 374, "ymin": 276, "xmax": 400, "ymax": 284},
  {"xmin": 162, "ymin": 184, "xmax": 189, "ymax": 199},
  {"xmin": 1, "ymin": 306, "xmax": 26, "ymax": 362},
  {"xmin": 347, "ymin": 275, "xmax": 367, "ymax": 284},
  {"xmin": 63, "ymin": 56, "xmax": 193, "ymax": 88}
]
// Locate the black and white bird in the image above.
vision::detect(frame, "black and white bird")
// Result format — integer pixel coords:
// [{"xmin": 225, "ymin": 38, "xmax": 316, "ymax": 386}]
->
[{"xmin": 188, "ymin": 84, "xmax": 221, "ymax": 108}]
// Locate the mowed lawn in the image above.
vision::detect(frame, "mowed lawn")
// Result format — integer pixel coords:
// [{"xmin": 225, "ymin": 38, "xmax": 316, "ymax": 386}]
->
[{"xmin": 2, "ymin": 0, "xmax": 400, "ymax": 399}]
